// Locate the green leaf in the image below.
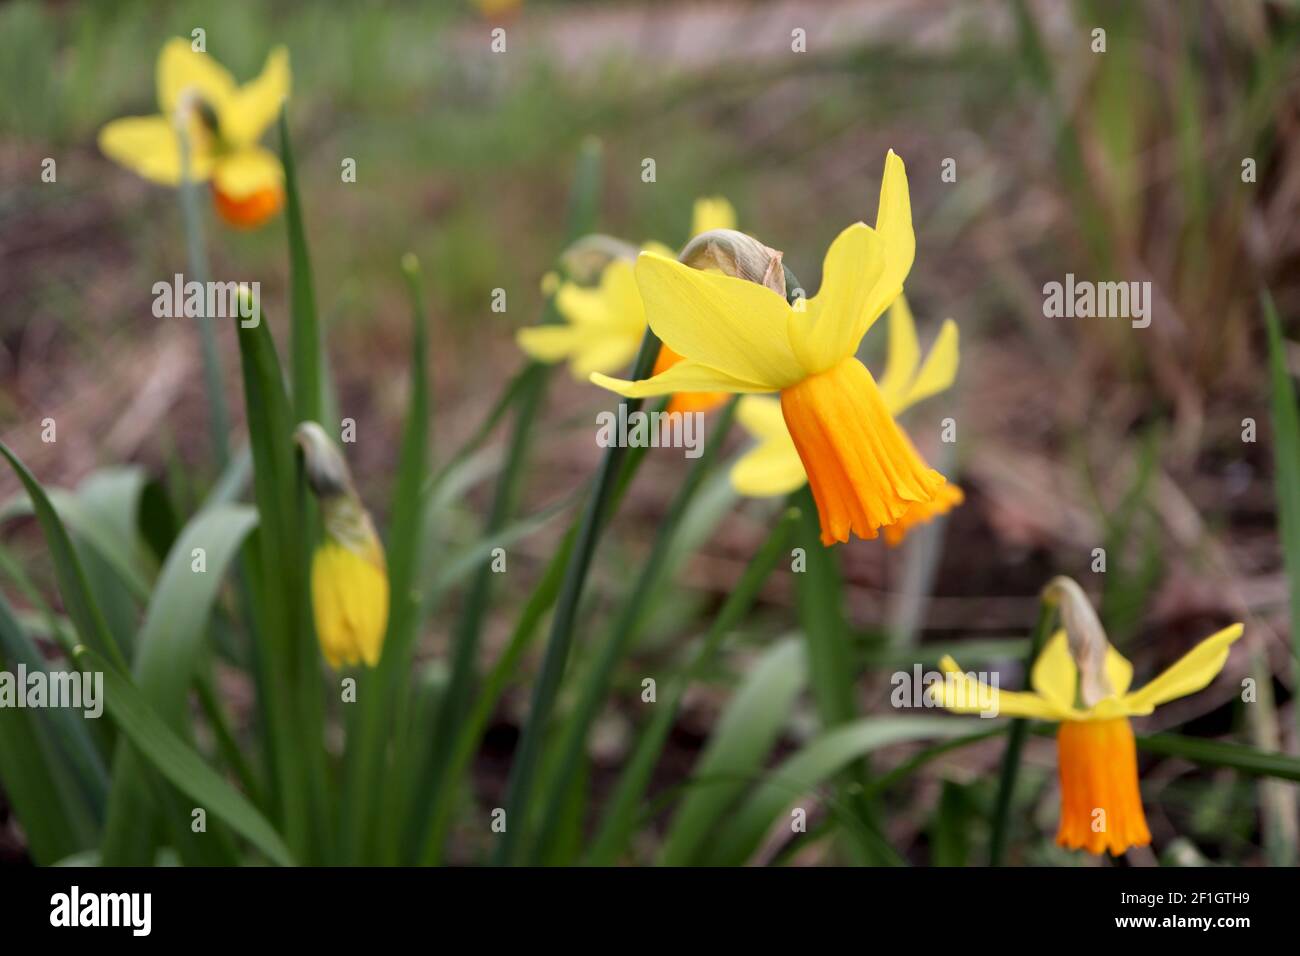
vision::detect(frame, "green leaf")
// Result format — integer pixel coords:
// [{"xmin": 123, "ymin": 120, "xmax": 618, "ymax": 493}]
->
[
  {"xmin": 0, "ymin": 442, "xmax": 126, "ymax": 671},
  {"xmin": 75, "ymin": 646, "xmax": 294, "ymax": 866},
  {"xmin": 280, "ymin": 110, "xmax": 322, "ymax": 425},
  {"xmin": 708, "ymin": 716, "xmax": 976, "ymax": 866},
  {"xmin": 491, "ymin": 327, "xmax": 662, "ymax": 866},
  {"xmin": 101, "ymin": 504, "xmax": 258, "ymax": 865},
  {"xmin": 587, "ymin": 507, "xmax": 798, "ymax": 865},
  {"xmin": 342, "ymin": 253, "xmax": 430, "ymax": 864},
  {"xmin": 792, "ymin": 486, "xmax": 890, "ymax": 863},
  {"xmin": 0, "ymin": 595, "xmax": 105, "ymax": 863},
  {"xmin": 1136, "ymin": 732, "xmax": 1300, "ymax": 782},
  {"xmin": 529, "ymin": 399, "xmax": 738, "ymax": 864},
  {"xmin": 659, "ymin": 637, "xmax": 807, "ymax": 866},
  {"xmin": 931, "ymin": 780, "xmax": 972, "ymax": 867},
  {"xmin": 1264, "ymin": 290, "xmax": 1300, "ymax": 735},
  {"xmin": 234, "ymin": 295, "xmax": 328, "ymax": 862},
  {"xmin": 989, "ymin": 601, "xmax": 1054, "ymax": 865}
]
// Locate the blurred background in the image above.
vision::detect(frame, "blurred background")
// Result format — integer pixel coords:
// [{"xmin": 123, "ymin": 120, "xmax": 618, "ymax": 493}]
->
[{"xmin": 2, "ymin": 0, "xmax": 1299, "ymax": 865}]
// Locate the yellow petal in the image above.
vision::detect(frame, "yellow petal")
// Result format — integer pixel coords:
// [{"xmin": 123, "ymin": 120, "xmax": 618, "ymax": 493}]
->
[
  {"xmin": 634, "ymin": 251, "xmax": 803, "ymax": 390},
  {"xmin": 730, "ymin": 439, "xmax": 807, "ymax": 498},
  {"xmin": 934, "ymin": 656, "xmax": 1061, "ymax": 719},
  {"xmin": 869, "ymin": 149, "xmax": 915, "ymax": 323},
  {"xmin": 736, "ymin": 394, "xmax": 788, "ymax": 440},
  {"xmin": 571, "ymin": 337, "xmax": 644, "ymax": 380},
  {"xmin": 876, "ymin": 295, "xmax": 920, "ymax": 409},
  {"xmin": 1106, "ymin": 644, "xmax": 1134, "ymax": 698},
  {"xmin": 157, "ymin": 37, "xmax": 235, "ymax": 118},
  {"xmin": 556, "ymin": 260, "xmax": 643, "ymax": 330},
  {"xmin": 731, "ymin": 397, "xmax": 806, "ymax": 497},
  {"xmin": 690, "ymin": 196, "xmax": 737, "ymax": 236},
  {"xmin": 221, "ymin": 45, "xmax": 291, "ymax": 146},
  {"xmin": 1119, "ymin": 624, "xmax": 1243, "ymax": 716},
  {"xmin": 98, "ymin": 114, "xmax": 213, "ymax": 186},
  {"xmin": 516, "ymin": 324, "xmax": 585, "ymax": 364},
  {"xmin": 790, "ymin": 222, "xmax": 887, "ymax": 374},
  {"xmin": 311, "ymin": 540, "xmax": 389, "ymax": 669},
  {"xmin": 1030, "ymin": 630, "xmax": 1078, "ymax": 713},
  {"xmin": 895, "ymin": 319, "xmax": 959, "ymax": 413},
  {"xmin": 591, "ymin": 359, "xmax": 773, "ymax": 398},
  {"xmin": 213, "ymin": 146, "xmax": 283, "ymax": 200}
]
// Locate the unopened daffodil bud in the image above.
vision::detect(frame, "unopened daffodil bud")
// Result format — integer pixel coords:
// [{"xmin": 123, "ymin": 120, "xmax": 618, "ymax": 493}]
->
[
  {"xmin": 294, "ymin": 422, "xmax": 388, "ymax": 669},
  {"xmin": 677, "ymin": 229, "xmax": 786, "ymax": 298},
  {"xmin": 557, "ymin": 235, "xmax": 642, "ymax": 285},
  {"xmin": 1042, "ymin": 575, "xmax": 1112, "ymax": 707}
]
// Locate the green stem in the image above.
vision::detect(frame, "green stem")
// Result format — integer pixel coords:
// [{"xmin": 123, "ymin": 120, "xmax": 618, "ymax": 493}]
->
[
  {"xmin": 491, "ymin": 329, "xmax": 662, "ymax": 865},
  {"xmin": 177, "ymin": 127, "xmax": 230, "ymax": 468},
  {"xmin": 585, "ymin": 505, "xmax": 798, "ymax": 865},
  {"xmin": 988, "ymin": 601, "xmax": 1054, "ymax": 866},
  {"xmin": 530, "ymin": 398, "xmax": 739, "ymax": 863},
  {"xmin": 419, "ymin": 424, "xmax": 657, "ymax": 865}
]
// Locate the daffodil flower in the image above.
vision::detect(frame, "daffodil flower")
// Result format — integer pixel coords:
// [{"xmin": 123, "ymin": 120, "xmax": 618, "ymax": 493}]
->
[
  {"xmin": 731, "ymin": 294, "xmax": 963, "ymax": 545},
  {"xmin": 593, "ymin": 151, "xmax": 951, "ymax": 545},
  {"xmin": 295, "ymin": 424, "xmax": 389, "ymax": 669},
  {"xmin": 932, "ymin": 578, "xmax": 1244, "ymax": 856},
  {"xmin": 98, "ymin": 38, "xmax": 290, "ymax": 229},
  {"xmin": 516, "ymin": 197, "xmax": 737, "ymax": 414}
]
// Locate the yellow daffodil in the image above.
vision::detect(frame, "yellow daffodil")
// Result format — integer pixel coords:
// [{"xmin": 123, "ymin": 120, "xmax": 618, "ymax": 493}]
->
[
  {"xmin": 593, "ymin": 151, "xmax": 952, "ymax": 545},
  {"xmin": 731, "ymin": 295, "xmax": 963, "ymax": 545},
  {"xmin": 517, "ymin": 198, "xmax": 737, "ymax": 414},
  {"xmin": 294, "ymin": 423, "xmax": 389, "ymax": 669},
  {"xmin": 98, "ymin": 38, "xmax": 290, "ymax": 230},
  {"xmin": 932, "ymin": 577, "xmax": 1244, "ymax": 856}
]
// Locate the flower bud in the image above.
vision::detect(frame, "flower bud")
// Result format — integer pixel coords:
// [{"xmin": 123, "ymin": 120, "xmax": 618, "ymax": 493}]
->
[
  {"xmin": 677, "ymin": 229, "xmax": 786, "ymax": 297},
  {"xmin": 293, "ymin": 421, "xmax": 388, "ymax": 669},
  {"xmin": 558, "ymin": 235, "xmax": 641, "ymax": 285},
  {"xmin": 1042, "ymin": 575, "xmax": 1112, "ymax": 706}
]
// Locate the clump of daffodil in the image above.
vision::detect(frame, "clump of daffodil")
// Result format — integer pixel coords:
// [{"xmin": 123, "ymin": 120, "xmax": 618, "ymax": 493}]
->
[
  {"xmin": 731, "ymin": 294, "xmax": 962, "ymax": 546},
  {"xmin": 98, "ymin": 38, "xmax": 290, "ymax": 229},
  {"xmin": 516, "ymin": 197, "xmax": 745, "ymax": 414},
  {"xmin": 931, "ymin": 577, "xmax": 1243, "ymax": 856},
  {"xmin": 294, "ymin": 423, "xmax": 388, "ymax": 669},
  {"xmin": 593, "ymin": 151, "xmax": 952, "ymax": 545}
]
